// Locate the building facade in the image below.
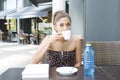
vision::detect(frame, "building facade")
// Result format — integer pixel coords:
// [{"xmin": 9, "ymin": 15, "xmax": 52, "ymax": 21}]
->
[{"xmin": 0, "ymin": 0, "xmax": 52, "ymax": 42}]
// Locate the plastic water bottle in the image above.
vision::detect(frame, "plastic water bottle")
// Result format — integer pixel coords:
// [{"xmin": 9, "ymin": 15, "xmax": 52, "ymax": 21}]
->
[{"xmin": 84, "ymin": 43, "xmax": 94, "ymax": 76}]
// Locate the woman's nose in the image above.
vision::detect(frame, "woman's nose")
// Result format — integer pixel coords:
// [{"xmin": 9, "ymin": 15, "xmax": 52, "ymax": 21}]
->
[
  {"xmin": 63, "ymin": 26, "xmax": 68, "ymax": 30},
  {"xmin": 63, "ymin": 27, "xmax": 67, "ymax": 30}
]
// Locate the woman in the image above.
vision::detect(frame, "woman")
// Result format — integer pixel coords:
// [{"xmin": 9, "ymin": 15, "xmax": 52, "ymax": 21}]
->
[{"xmin": 32, "ymin": 10, "xmax": 83, "ymax": 67}]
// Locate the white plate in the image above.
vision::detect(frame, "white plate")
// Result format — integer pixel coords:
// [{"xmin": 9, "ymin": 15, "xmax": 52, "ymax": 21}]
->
[{"xmin": 56, "ymin": 67, "xmax": 78, "ymax": 76}]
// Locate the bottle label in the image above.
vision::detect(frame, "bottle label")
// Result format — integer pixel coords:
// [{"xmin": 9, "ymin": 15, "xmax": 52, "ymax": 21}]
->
[{"xmin": 86, "ymin": 51, "xmax": 90, "ymax": 61}]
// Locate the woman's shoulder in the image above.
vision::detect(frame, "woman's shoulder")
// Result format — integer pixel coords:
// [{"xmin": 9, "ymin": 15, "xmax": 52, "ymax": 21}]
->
[
  {"xmin": 71, "ymin": 35, "xmax": 84, "ymax": 41},
  {"xmin": 71, "ymin": 35, "xmax": 84, "ymax": 48}
]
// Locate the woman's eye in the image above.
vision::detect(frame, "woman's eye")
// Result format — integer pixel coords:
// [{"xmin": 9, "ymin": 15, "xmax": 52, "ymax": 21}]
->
[
  {"xmin": 60, "ymin": 24, "xmax": 64, "ymax": 27},
  {"xmin": 67, "ymin": 23, "xmax": 71, "ymax": 26}
]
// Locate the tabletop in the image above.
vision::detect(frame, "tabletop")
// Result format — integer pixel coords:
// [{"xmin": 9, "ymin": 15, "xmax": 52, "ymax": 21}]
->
[
  {"xmin": 49, "ymin": 67, "xmax": 112, "ymax": 80},
  {"xmin": 0, "ymin": 66, "xmax": 116, "ymax": 80},
  {"xmin": 97, "ymin": 66, "xmax": 120, "ymax": 80}
]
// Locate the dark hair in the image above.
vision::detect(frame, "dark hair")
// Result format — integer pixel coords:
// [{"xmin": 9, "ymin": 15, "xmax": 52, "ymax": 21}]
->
[{"xmin": 53, "ymin": 10, "xmax": 71, "ymax": 25}]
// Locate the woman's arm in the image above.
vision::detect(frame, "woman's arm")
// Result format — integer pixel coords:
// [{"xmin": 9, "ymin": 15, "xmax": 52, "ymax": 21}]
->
[
  {"xmin": 31, "ymin": 36, "xmax": 52, "ymax": 64},
  {"xmin": 74, "ymin": 37, "xmax": 83, "ymax": 67},
  {"xmin": 32, "ymin": 33, "xmax": 63, "ymax": 64}
]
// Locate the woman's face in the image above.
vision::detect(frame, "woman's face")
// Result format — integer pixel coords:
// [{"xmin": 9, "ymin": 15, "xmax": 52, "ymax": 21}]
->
[{"xmin": 54, "ymin": 17, "xmax": 71, "ymax": 33}]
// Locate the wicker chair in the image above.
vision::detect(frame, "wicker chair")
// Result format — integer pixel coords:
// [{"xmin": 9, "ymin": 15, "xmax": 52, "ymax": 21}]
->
[{"xmin": 88, "ymin": 41, "xmax": 120, "ymax": 66}]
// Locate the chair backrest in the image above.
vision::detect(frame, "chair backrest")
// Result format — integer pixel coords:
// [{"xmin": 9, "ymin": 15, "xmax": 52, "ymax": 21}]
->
[{"xmin": 88, "ymin": 41, "xmax": 120, "ymax": 66}]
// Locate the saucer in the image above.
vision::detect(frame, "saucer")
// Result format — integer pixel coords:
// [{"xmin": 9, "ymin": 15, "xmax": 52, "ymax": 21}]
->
[{"xmin": 56, "ymin": 67, "xmax": 78, "ymax": 76}]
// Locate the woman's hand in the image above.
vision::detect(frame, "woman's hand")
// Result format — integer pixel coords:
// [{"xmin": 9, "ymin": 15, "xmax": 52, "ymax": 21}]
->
[{"xmin": 49, "ymin": 32, "xmax": 63, "ymax": 43}]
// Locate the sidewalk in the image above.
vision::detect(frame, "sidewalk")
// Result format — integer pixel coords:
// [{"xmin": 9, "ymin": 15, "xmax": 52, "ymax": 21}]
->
[{"xmin": 0, "ymin": 42, "xmax": 39, "ymax": 74}]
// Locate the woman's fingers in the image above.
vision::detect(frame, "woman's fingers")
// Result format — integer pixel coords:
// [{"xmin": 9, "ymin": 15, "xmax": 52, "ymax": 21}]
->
[
  {"xmin": 56, "ymin": 32, "xmax": 63, "ymax": 38},
  {"xmin": 52, "ymin": 32, "xmax": 63, "ymax": 40}
]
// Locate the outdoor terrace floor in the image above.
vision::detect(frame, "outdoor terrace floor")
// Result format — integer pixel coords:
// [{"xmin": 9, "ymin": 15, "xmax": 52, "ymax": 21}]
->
[{"xmin": 0, "ymin": 42, "xmax": 38, "ymax": 74}]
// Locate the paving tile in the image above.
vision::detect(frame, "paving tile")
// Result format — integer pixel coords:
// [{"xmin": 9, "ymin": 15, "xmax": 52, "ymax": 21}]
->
[{"xmin": 0, "ymin": 42, "xmax": 38, "ymax": 74}]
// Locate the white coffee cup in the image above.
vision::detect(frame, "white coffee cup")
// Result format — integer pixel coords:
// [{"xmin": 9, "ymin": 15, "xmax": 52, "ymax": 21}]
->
[{"xmin": 62, "ymin": 30, "xmax": 71, "ymax": 40}]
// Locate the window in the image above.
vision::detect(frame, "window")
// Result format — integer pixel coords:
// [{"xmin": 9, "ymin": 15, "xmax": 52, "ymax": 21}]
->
[
  {"xmin": 23, "ymin": 0, "xmax": 32, "ymax": 7},
  {"xmin": 0, "ymin": 0, "xmax": 5, "ymax": 10},
  {"xmin": 6, "ymin": 0, "xmax": 16, "ymax": 10}
]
